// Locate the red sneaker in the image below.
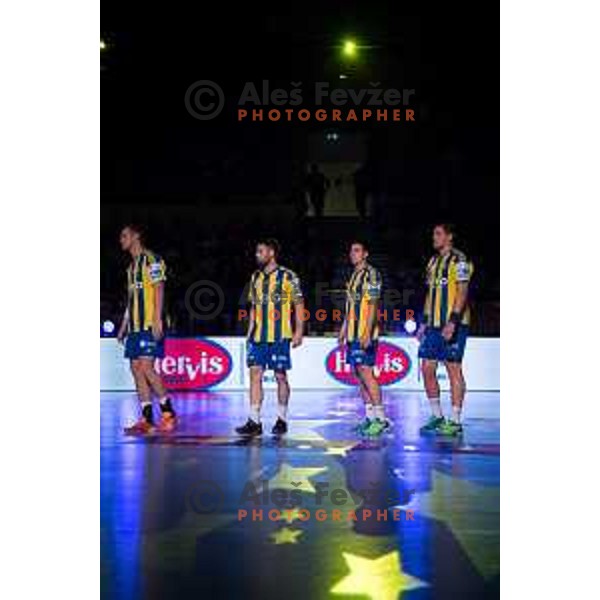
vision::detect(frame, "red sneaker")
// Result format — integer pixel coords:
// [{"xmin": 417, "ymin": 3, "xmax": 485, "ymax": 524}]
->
[
  {"xmin": 157, "ymin": 412, "xmax": 177, "ymax": 432},
  {"xmin": 124, "ymin": 420, "xmax": 155, "ymax": 435}
]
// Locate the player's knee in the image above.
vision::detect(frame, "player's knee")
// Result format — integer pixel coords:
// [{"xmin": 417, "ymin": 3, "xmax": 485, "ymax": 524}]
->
[
  {"xmin": 249, "ymin": 367, "xmax": 263, "ymax": 382},
  {"xmin": 421, "ymin": 361, "xmax": 437, "ymax": 378},
  {"xmin": 274, "ymin": 371, "xmax": 288, "ymax": 384},
  {"xmin": 131, "ymin": 360, "xmax": 144, "ymax": 376},
  {"xmin": 356, "ymin": 366, "xmax": 372, "ymax": 381},
  {"xmin": 139, "ymin": 360, "xmax": 155, "ymax": 375},
  {"xmin": 446, "ymin": 364, "xmax": 464, "ymax": 381}
]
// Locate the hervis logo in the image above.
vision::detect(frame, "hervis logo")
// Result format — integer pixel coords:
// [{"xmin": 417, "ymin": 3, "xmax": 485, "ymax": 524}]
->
[
  {"xmin": 155, "ymin": 338, "xmax": 233, "ymax": 390},
  {"xmin": 325, "ymin": 341, "xmax": 412, "ymax": 386}
]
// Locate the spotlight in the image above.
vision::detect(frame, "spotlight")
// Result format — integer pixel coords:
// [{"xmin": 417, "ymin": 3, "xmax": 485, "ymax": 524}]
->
[
  {"xmin": 100, "ymin": 39, "xmax": 107, "ymax": 51},
  {"xmin": 343, "ymin": 40, "xmax": 357, "ymax": 57},
  {"xmin": 102, "ymin": 320, "xmax": 115, "ymax": 335},
  {"xmin": 404, "ymin": 319, "xmax": 417, "ymax": 335}
]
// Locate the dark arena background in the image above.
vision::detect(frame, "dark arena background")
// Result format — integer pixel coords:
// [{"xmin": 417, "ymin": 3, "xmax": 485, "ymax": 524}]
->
[{"xmin": 100, "ymin": 6, "xmax": 499, "ymax": 600}]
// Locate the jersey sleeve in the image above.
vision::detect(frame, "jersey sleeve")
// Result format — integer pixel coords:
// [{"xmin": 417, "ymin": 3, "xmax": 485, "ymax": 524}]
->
[
  {"xmin": 425, "ymin": 257, "xmax": 435, "ymax": 284},
  {"xmin": 147, "ymin": 257, "xmax": 167, "ymax": 284},
  {"xmin": 364, "ymin": 268, "xmax": 382, "ymax": 301},
  {"xmin": 284, "ymin": 270, "xmax": 303, "ymax": 304},
  {"xmin": 452, "ymin": 257, "xmax": 473, "ymax": 283}
]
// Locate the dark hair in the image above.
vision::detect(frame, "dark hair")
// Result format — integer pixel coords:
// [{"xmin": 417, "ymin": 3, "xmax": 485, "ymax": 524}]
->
[
  {"xmin": 434, "ymin": 223, "xmax": 455, "ymax": 237},
  {"xmin": 123, "ymin": 223, "xmax": 146, "ymax": 242},
  {"xmin": 350, "ymin": 240, "xmax": 369, "ymax": 253},
  {"xmin": 257, "ymin": 238, "xmax": 281, "ymax": 257}
]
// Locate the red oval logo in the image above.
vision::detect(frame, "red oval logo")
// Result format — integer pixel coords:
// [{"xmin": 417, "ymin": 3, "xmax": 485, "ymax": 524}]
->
[
  {"xmin": 325, "ymin": 341, "xmax": 412, "ymax": 386},
  {"xmin": 155, "ymin": 338, "xmax": 233, "ymax": 390}
]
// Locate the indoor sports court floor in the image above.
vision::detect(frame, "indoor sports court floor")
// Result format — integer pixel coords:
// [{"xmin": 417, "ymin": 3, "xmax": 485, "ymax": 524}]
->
[{"xmin": 100, "ymin": 390, "xmax": 500, "ymax": 599}]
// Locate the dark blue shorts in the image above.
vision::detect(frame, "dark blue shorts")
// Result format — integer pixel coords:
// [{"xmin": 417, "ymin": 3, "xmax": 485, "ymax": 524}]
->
[
  {"xmin": 247, "ymin": 339, "xmax": 291, "ymax": 371},
  {"xmin": 418, "ymin": 325, "xmax": 468, "ymax": 363},
  {"xmin": 346, "ymin": 340, "xmax": 378, "ymax": 368},
  {"xmin": 125, "ymin": 330, "xmax": 165, "ymax": 360}
]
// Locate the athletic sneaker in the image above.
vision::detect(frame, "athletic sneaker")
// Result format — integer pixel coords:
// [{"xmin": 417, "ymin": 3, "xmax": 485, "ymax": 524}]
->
[
  {"xmin": 436, "ymin": 419, "xmax": 463, "ymax": 437},
  {"xmin": 157, "ymin": 412, "xmax": 177, "ymax": 432},
  {"xmin": 419, "ymin": 416, "xmax": 445, "ymax": 435},
  {"xmin": 235, "ymin": 419, "xmax": 263, "ymax": 436},
  {"xmin": 124, "ymin": 420, "xmax": 155, "ymax": 435},
  {"xmin": 354, "ymin": 418, "xmax": 371, "ymax": 435},
  {"xmin": 363, "ymin": 418, "xmax": 390, "ymax": 437},
  {"xmin": 271, "ymin": 418, "xmax": 288, "ymax": 435}
]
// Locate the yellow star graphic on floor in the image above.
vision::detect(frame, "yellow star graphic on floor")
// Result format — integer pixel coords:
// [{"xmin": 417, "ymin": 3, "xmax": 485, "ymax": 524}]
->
[
  {"xmin": 413, "ymin": 470, "xmax": 499, "ymax": 579},
  {"xmin": 268, "ymin": 462, "xmax": 327, "ymax": 494},
  {"xmin": 287, "ymin": 419, "xmax": 341, "ymax": 443},
  {"xmin": 331, "ymin": 550, "xmax": 427, "ymax": 600},
  {"xmin": 324, "ymin": 442, "xmax": 357, "ymax": 457},
  {"xmin": 270, "ymin": 527, "xmax": 303, "ymax": 545}
]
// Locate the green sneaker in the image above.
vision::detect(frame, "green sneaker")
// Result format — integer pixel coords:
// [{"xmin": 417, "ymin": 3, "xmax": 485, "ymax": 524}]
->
[
  {"xmin": 354, "ymin": 418, "xmax": 371, "ymax": 435},
  {"xmin": 363, "ymin": 418, "xmax": 389, "ymax": 437},
  {"xmin": 419, "ymin": 416, "xmax": 445, "ymax": 435},
  {"xmin": 436, "ymin": 419, "xmax": 464, "ymax": 437}
]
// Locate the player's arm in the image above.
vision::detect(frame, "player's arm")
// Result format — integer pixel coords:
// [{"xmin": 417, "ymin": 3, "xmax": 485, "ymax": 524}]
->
[
  {"xmin": 246, "ymin": 274, "xmax": 257, "ymax": 341},
  {"xmin": 360, "ymin": 269, "xmax": 382, "ymax": 349},
  {"xmin": 247, "ymin": 305, "xmax": 256, "ymax": 340},
  {"xmin": 149, "ymin": 259, "xmax": 167, "ymax": 340},
  {"xmin": 417, "ymin": 258, "xmax": 434, "ymax": 342},
  {"xmin": 361, "ymin": 297, "xmax": 379, "ymax": 348},
  {"xmin": 451, "ymin": 281, "xmax": 469, "ymax": 316},
  {"xmin": 289, "ymin": 272, "xmax": 304, "ymax": 348},
  {"xmin": 292, "ymin": 298, "xmax": 305, "ymax": 348},
  {"xmin": 442, "ymin": 259, "xmax": 472, "ymax": 341},
  {"xmin": 117, "ymin": 306, "xmax": 129, "ymax": 343},
  {"xmin": 417, "ymin": 297, "xmax": 429, "ymax": 342},
  {"xmin": 338, "ymin": 313, "xmax": 349, "ymax": 345},
  {"xmin": 441, "ymin": 281, "xmax": 469, "ymax": 340},
  {"xmin": 152, "ymin": 281, "xmax": 165, "ymax": 339}
]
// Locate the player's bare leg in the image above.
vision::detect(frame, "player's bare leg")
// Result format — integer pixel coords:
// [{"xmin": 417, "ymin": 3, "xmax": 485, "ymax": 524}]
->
[
  {"xmin": 125, "ymin": 359, "xmax": 154, "ymax": 434},
  {"xmin": 236, "ymin": 366, "xmax": 265, "ymax": 436},
  {"xmin": 422, "ymin": 359, "xmax": 442, "ymax": 414},
  {"xmin": 140, "ymin": 358, "xmax": 177, "ymax": 431},
  {"xmin": 357, "ymin": 365, "xmax": 381, "ymax": 405},
  {"xmin": 273, "ymin": 370, "xmax": 290, "ymax": 434},
  {"xmin": 422, "ymin": 359, "xmax": 440, "ymax": 400},
  {"xmin": 249, "ymin": 366, "xmax": 264, "ymax": 416},
  {"xmin": 419, "ymin": 359, "xmax": 445, "ymax": 433},
  {"xmin": 358, "ymin": 379, "xmax": 373, "ymax": 417},
  {"xmin": 445, "ymin": 362, "xmax": 466, "ymax": 424},
  {"xmin": 142, "ymin": 358, "xmax": 166, "ymax": 397},
  {"xmin": 353, "ymin": 368, "xmax": 372, "ymax": 433},
  {"xmin": 350, "ymin": 375, "xmax": 375, "ymax": 432},
  {"xmin": 355, "ymin": 366, "xmax": 388, "ymax": 435}
]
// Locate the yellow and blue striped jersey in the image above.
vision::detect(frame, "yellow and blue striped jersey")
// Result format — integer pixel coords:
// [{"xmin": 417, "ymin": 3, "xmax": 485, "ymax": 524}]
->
[
  {"xmin": 424, "ymin": 248, "xmax": 473, "ymax": 327},
  {"xmin": 345, "ymin": 263, "xmax": 382, "ymax": 342},
  {"xmin": 126, "ymin": 250, "xmax": 167, "ymax": 333},
  {"xmin": 248, "ymin": 266, "xmax": 303, "ymax": 343}
]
